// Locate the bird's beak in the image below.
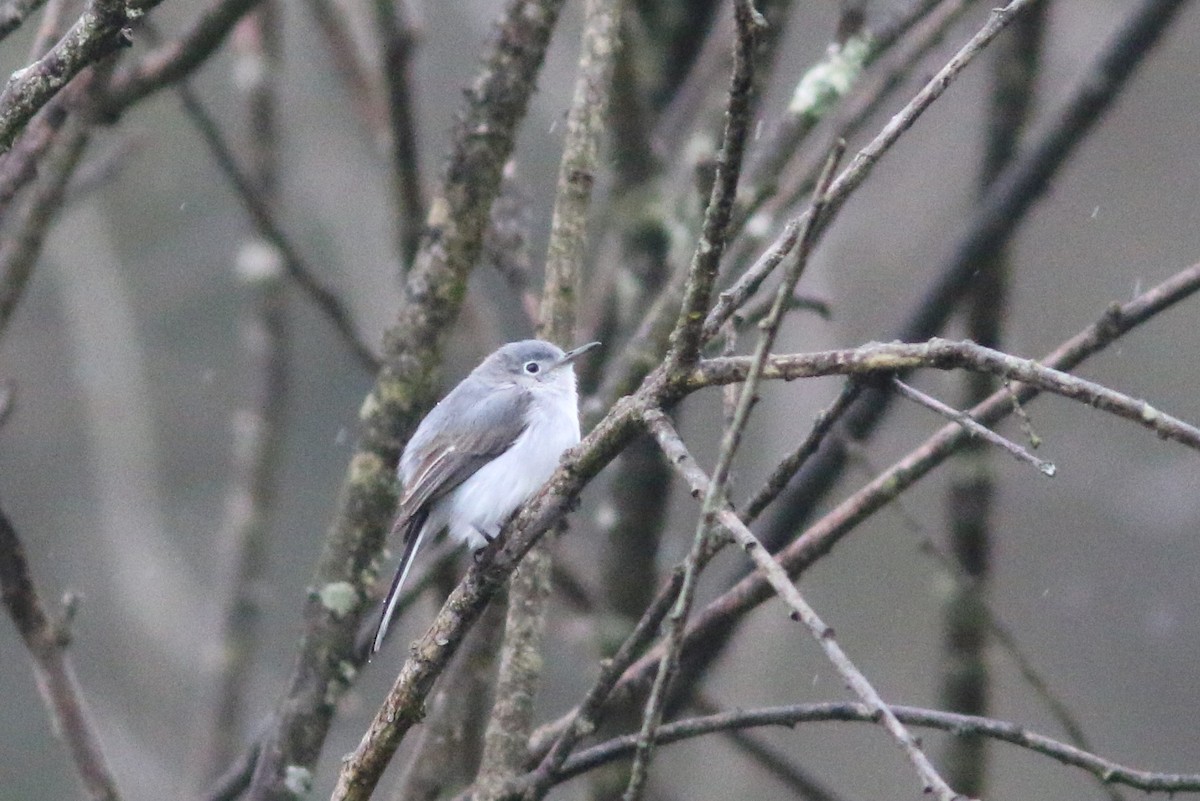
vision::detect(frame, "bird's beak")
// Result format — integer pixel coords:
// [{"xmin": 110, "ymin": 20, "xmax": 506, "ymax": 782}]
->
[{"xmin": 554, "ymin": 341, "xmax": 601, "ymax": 369}]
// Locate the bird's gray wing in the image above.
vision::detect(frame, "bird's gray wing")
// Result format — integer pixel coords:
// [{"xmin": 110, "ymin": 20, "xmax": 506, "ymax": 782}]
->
[
  {"xmin": 373, "ymin": 383, "xmax": 530, "ymax": 654},
  {"xmin": 394, "ymin": 381, "xmax": 531, "ymax": 538}
]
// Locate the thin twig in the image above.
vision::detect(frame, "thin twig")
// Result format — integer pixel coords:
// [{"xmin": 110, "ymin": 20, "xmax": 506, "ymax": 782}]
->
[
  {"xmin": 0, "ymin": 505, "xmax": 122, "ymax": 801},
  {"xmin": 742, "ymin": 378, "xmax": 862, "ymax": 521},
  {"xmin": 644, "ymin": 412, "xmax": 965, "ymax": 801},
  {"xmin": 0, "ymin": 118, "xmax": 89, "ymax": 340},
  {"xmin": 891, "ymin": 377, "xmax": 1055, "ymax": 475},
  {"xmin": 100, "ymin": 0, "xmax": 262, "ymax": 113}
]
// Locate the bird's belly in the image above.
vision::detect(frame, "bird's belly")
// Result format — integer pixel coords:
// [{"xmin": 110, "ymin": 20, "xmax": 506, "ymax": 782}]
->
[{"xmin": 441, "ymin": 411, "xmax": 580, "ymax": 549}]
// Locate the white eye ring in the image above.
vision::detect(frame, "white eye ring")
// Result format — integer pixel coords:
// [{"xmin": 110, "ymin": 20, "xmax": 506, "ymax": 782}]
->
[{"xmin": 524, "ymin": 361, "xmax": 540, "ymax": 374}]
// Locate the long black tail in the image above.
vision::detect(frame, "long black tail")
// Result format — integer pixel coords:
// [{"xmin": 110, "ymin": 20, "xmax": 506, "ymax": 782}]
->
[{"xmin": 371, "ymin": 512, "xmax": 428, "ymax": 654}]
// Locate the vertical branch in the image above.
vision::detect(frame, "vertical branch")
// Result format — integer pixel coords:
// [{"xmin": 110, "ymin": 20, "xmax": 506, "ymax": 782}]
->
[
  {"xmin": 665, "ymin": 0, "xmax": 762, "ymax": 371},
  {"xmin": 198, "ymin": 3, "xmax": 288, "ymax": 785},
  {"xmin": 938, "ymin": 2, "xmax": 1046, "ymax": 794},
  {"xmin": 372, "ymin": 0, "xmax": 425, "ymax": 267},
  {"xmin": 475, "ymin": 1, "xmax": 622, "ymax": 798},
  {"xmin": 0, "ymin": 505, "xmax": 122, "ymax": 801}
]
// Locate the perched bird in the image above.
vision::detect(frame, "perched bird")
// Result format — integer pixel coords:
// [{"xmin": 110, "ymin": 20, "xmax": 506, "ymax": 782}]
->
[{"xmin": 371, "ymin": 339, "xmax": 599, "ymax": 653}]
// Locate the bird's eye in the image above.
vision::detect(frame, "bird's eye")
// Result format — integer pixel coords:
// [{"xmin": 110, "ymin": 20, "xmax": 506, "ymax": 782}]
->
[{"xmin": 524, "ymin": 361, "xmax": 540, "ymax": 374}]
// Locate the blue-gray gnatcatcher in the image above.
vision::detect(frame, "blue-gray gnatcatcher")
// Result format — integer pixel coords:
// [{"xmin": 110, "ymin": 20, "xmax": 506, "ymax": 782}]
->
[{"xmin": 372, "ymin": 339, "xmax": 600, "ymax": 653}]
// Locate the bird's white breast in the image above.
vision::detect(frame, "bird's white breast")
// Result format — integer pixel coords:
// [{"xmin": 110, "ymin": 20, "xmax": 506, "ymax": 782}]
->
[{"xmin": 434, "ymin": 385, "xmax": 581, "ymax": 550}]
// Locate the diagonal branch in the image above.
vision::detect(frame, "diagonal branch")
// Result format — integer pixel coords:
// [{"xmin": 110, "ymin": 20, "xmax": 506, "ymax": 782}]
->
[
  {"xmin": 0, "ymin": 0, "xmax": 141, "ymax": 151},
  {"xmin": 100, "ymin": 0, "xmax": 262, "ymax": 114},
  {"xmin": 891, "ymin": 376, "xmax": 1054, "ymax": 475}
]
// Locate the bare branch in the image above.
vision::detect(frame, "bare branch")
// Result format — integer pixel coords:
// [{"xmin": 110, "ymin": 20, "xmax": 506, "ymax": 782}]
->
[
  {"xmin": 0, "ymin": 118, "xmax": 88, "ymax": 340},
  {"xmin": 0, "ymin": 505, "xmax": 122, "ymax": 801},
  {"xmin": 101, "ymin": 0, "xmax": 261, "ymax": 114},
  {"xmin": 742, "ymin": 378, "xmax": 861, "ymax": 521}
]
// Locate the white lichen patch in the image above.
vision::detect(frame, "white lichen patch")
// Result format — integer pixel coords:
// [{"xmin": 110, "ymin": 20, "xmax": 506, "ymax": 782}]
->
[
  {"xmin": 788, "ymin": 36, "xmax": 871, "ymax": 117},
  {"xmin": 284, "ymin": 765, "xmax": 313, "ymax": 797},
  {"xmin": 318, "ymin": 581, "xmax": 358, "ymax": 618}
]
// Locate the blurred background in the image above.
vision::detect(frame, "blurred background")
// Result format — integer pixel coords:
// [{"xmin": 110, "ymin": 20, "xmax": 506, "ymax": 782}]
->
[{"xmin": 2, "ymin": 1, "xmax": 1199, "ymax": 799}]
